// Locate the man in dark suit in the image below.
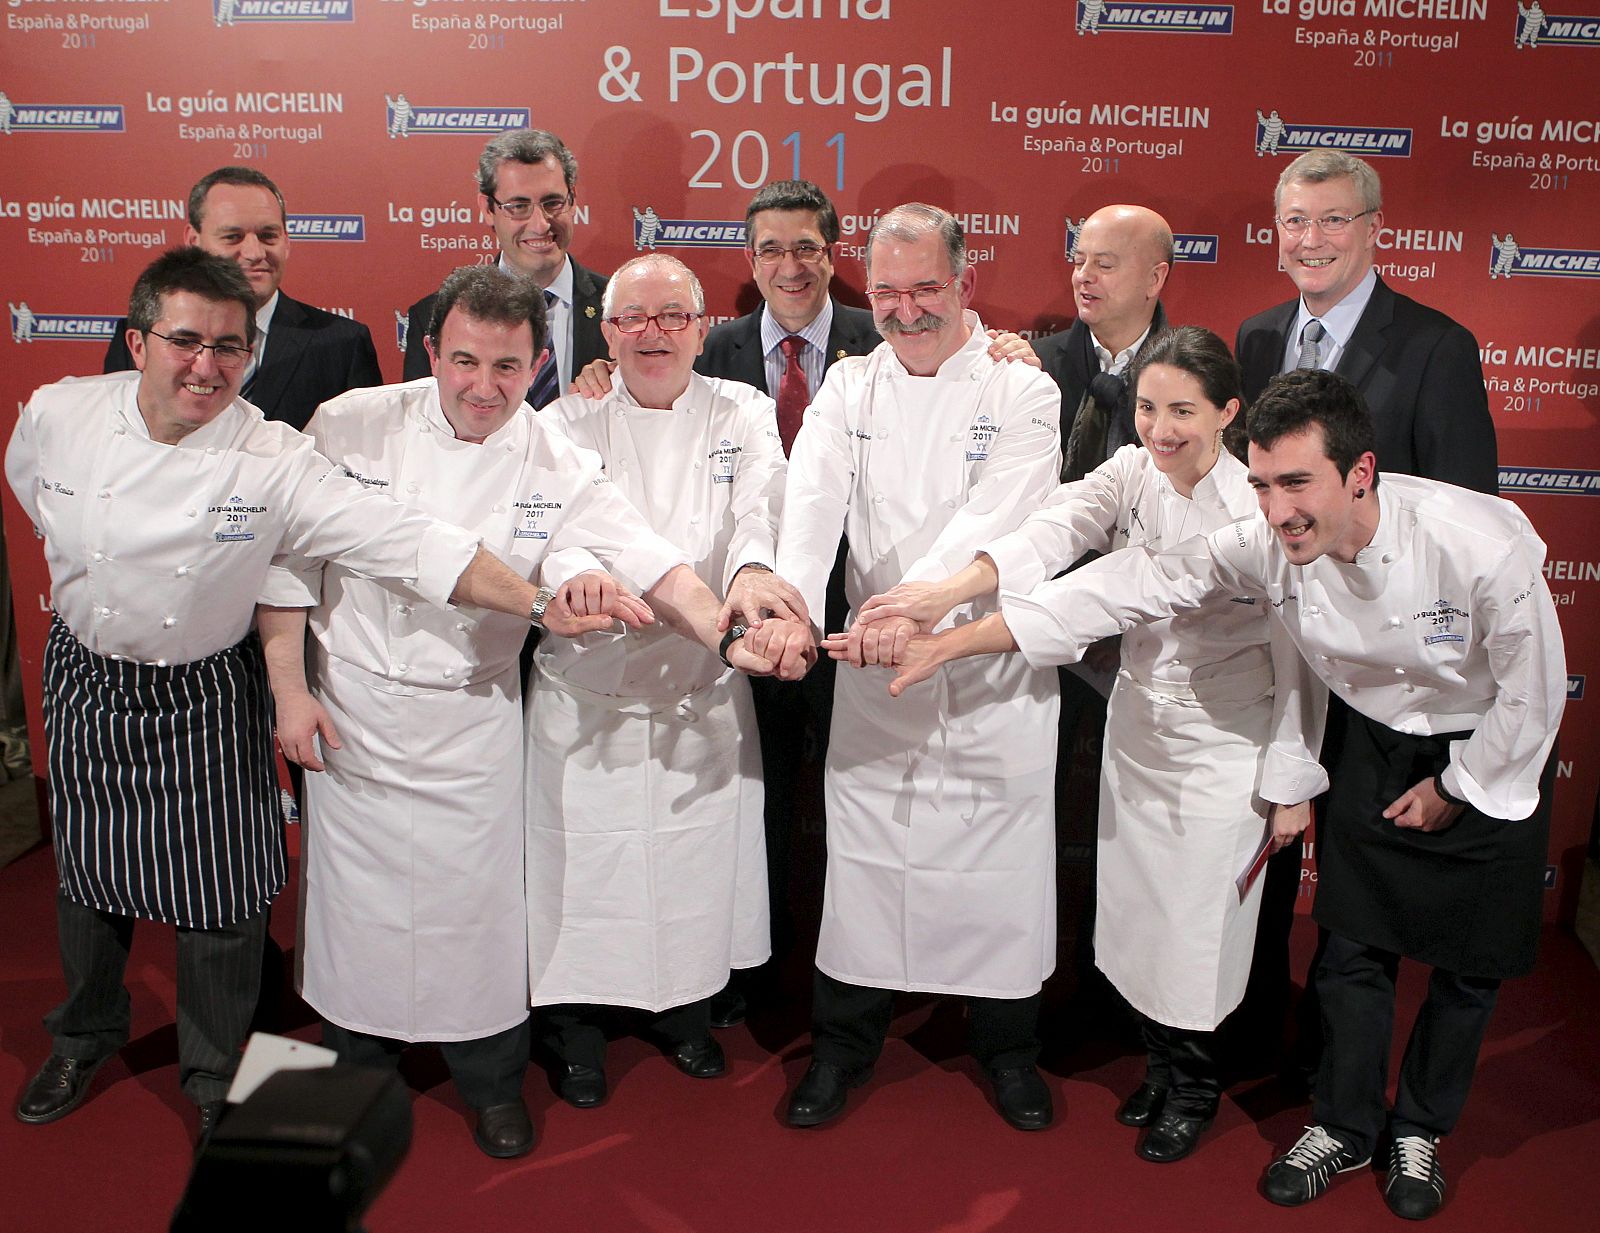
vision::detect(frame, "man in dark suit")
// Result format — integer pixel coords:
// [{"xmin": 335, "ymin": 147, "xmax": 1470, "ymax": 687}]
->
[
  {"xmin": 104, "ymin": 166, "xmax": 381, "ymax": 432},
  {"xmin": 700, "ymin": 181, "xmax": 875, "ymax": 1025},
  {"xmin": 1230, "ymin": 150, "xmax": 1498, "ymax": 1086},
  {"xmin": 401, "ymin": 128, "xmax": 608, "ymax": 405},
  {"xmin": 1030, "ymin": 205, "xmax": 1173, "ymax": 484},
  {"xmin": 694, "ymin": 180, "xmax": 877, "ymax": 416},
  {"xmin": 1234, "ymin": 151, "xmax": 1495, "ymax": 491}
]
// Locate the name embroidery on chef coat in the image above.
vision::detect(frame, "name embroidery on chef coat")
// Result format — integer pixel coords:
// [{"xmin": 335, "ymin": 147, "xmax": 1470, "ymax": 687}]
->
[
  {"xmin": 966, "ymin": 414, "xmax": 996, "ymax": 462},
  {"xmin": 341, "ymin": 466, "xmax": 391, "ymax": 490},
  {"xmin": 40, "ymin": 477, "xmax": 75, "ymax": 496},
  {"xmin": 1413, "ymin": 597, "xmax": 1467, "ymax": 645},
  {"xmin": 514, "ymin": 493, "xmax": 562, "ymax": 539},
  {"xmin": 210, "ymin": 494, "xmax": 266, "ymax": 542},
  {"xmin": 710, "ymin": 439, "xmax": 740, "ymax": 485}
]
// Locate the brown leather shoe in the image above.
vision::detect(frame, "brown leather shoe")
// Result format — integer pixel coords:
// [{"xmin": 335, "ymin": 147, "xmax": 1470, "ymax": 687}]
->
[{"xmin": 473, "ymin": 1099, "xmax": 536, "ymax": 1159}]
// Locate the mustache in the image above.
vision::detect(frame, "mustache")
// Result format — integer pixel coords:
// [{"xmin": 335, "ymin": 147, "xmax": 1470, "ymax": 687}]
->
[{"xmin": 876, "ymin": 310, "xmax": 946, "ymax": 338}]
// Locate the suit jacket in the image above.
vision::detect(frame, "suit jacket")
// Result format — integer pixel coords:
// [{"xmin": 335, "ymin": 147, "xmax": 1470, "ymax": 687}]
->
[
  {"xmin": 695, "ymin": 300, "xmax": 877, "ymax": 391},
  {"xmin": 1235, "ymin": 275, "xmax": 1496, "ymax": 492},
  {"xmin": 104, "ymin": 292, "xmax": 382, "ymax": 433},
  {"xmin": 1031, "ymin": 301, "xmax": 1169, "ymax": 472},
  {"xmin": 402, "ymin": 256, "xmax": 609, "ymax": 384}
]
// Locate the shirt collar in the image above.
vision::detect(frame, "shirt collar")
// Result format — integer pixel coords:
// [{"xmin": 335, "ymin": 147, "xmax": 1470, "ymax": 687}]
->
[
  {"xmin": 760, "ymin": 297, "xmax": 834, "ymax": 358},
  {"xmin": 1350, "ymin": 478, "xmax": 1400, "ymax": 568},
  {"xmin": 610, "ymin": 367, "xmax": 703, "ymax": 412},
  {"xmin": 253, "ymin": 291, "xmax": 279, "ymax": 341},
  {"xmin": 1293, "ymin": 267, "xmax": 1377, "ymax": 353},
  {"xmin": 883, "ymin": 309, "xmax": 985, "ymax": 379},
  {"xmin": 422, "ymin": 377, "xmax": 528, "ymax": 446},
  {"xmin": 499, "ymin": 253, "xmax": 574, "ymax": 306},
  {"xmin": 1090, "ymin": 321, "xmax": 1154, "ymax": 376}
]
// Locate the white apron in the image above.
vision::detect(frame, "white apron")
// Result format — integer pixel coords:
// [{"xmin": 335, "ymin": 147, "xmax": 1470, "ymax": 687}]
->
[
  {"xmin": 281, "ymin": 380, "xmax": 684, "ymax": 1042},
  {"xmin": 525, "ymin": 669, "xmax": 767, "ymax": 1011},
  {"xmin": 528, "ymin": 375, "xmax": 783, "ymax": 1011},
  {"xmin": 780, "ymin": 321, "xmax": 1065, "ymax": 997},
  {"xmin": 302, "ymin": 654, "xmax": 528, "ymax": 1041},
  {"xmin": 1096, "ymin": 664, "xmax": 1274, "ymax": 1030}
]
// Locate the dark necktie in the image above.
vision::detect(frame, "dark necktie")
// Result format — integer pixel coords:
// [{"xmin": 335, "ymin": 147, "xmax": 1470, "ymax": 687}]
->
[
  {"xmin": 1295, "ymin": 319, "xmax": 1326, "ymax": 371},
  {"xmin": 776, "ymin": 335, "xmax": 808, "ymax": 457},
  {"xmin": 526, "ymin": 290, "xmax": 560, "ymax": 409}
]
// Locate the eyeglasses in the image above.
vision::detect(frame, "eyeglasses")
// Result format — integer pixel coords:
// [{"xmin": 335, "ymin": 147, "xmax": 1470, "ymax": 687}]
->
[
  {"xmin": 148, "ymin": 330, "xmax": 253, "ymax": 369},
  {"xmin": 485, "ymin": 192, "xmax": 573, "ymax": 221},
  {"xmin": 1275, "ymin": 209, "xmax": 1375, "ymax": 236},
  {"xmin": 751, "ymin": 242, "xmax": 829, "ymax": 266},
  {"xmin": 864, "ymin": 272, "xmax": 960, "ymax": 309},
  {"xmin": 604, "ymin": 311, "xmax": 701, "ymax": 334}
]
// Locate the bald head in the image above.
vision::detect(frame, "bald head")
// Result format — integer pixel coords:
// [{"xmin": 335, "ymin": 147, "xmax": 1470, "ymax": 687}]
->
[{"xmin": 1071, "ymin": 204, "xmax": 1173, "ymax": 355}]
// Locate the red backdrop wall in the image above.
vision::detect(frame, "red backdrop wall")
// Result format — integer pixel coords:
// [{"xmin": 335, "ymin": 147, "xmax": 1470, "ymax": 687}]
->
[{"xmin": 2, "ymin": 0, "xmax": 1596, "ymax": 920}]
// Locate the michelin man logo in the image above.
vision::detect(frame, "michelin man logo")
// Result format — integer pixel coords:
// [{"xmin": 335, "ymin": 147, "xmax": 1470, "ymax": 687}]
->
[
  {"xmin": 215, "ymin": 0, "xmax": 238, "ymax": 25},
  {"xmin": 10, "ymin": 301, "xmax": 36, "ymax": 343},
  {"xmin": 1515, "ymin": 1, "xmax": 1545, "ymax": 46},
  {"xmin": 1490, "ymin": 233, "xmax": 1519, "ymax": 279},
  {"xmin": 1077, "ymin": 0, "xmax": 1107, "ymax": 33},
  {"xmin": 633, "ymin": 206, "xmax": 661, "ymax": 250},
  {"xmin": 386, "ymin": 93, "xmax": 413, "ymax": 138},
  {"xmin": 0, "ymin": 91, "xmax": 14, "ymax": 136},
  {"xmin": 1256, "ymin": 109, "xmax": 1285, "ymax": 156},
  {"xmin": 1064, "ymin": 216, "xmax": 1087, "ymax": 260},
  {"xmin": 394, "ymin": 309, "xmax": 409, "ymax": 354}
]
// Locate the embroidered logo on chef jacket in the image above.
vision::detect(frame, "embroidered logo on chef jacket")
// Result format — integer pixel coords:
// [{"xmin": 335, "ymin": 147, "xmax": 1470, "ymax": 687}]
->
[
  {"xmin": 1413, "ymin": 597, "xmax": 1467, "ymax": 645},
  {"xmin": 967, "ymin": 414, "xmax": 997, "ymax": 461},
  {"xmin": 340, "ymin": 466, "xmax": 391, "ymax": 490},
  {"xmin": 710, "ymin": 439, "xmax": 741, "ymax": 484},
  {"xmin": 40, "ymin": 477, "xmax": 76, "ymax": 497},
  {"xmin": 210, "ymin": 495, "xmax": 265, "ymax": 542},
  {"xmin": 1118, "ymin": 503, "xmax": 1147, "ymax": 543},
  {"xmin": 514, "ymin": 492, "xmax": 562, "ymax": 539}
]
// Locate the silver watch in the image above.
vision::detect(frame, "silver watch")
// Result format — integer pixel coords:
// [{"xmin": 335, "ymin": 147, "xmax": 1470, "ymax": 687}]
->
[{"xmin": 528, "ymin": 586, "xmax": 557, "ymax": 627}]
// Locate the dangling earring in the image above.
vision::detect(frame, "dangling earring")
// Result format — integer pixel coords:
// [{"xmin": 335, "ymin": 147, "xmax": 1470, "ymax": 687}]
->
[{"xmin": 1355, "ymin": 487, "xmax": 1366, "ymax": 498}]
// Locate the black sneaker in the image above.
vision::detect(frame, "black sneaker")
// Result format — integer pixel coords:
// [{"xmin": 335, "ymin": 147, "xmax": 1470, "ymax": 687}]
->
[
  {"xmin": 1262, "ymin": 1125, "xmax": 1371, "ymax": 1206},
  {"xmin": 1384, "ymin": 1134, "xmax": 1446, "ymax": 1220}
]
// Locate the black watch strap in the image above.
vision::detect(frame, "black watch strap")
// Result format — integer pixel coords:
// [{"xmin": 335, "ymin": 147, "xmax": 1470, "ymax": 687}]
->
[{"xmin": 718, "ymin": 623, "xmax": 748, "ymax": 668}]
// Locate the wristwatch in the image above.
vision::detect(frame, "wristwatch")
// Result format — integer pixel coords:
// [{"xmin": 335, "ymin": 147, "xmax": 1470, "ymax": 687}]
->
[
  {"xmin": 528, "ymin": 586, "xmax": 557, "ymax": 628},
  {"xmin": 719, "ymin": 623, "xmax": 749, "ymax": 667}
]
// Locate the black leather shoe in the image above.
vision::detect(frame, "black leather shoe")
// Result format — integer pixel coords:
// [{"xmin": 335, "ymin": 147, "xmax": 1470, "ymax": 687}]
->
[
  {"xmin": 15, "ymin": 1054, "xmax": 105, "ymax": 1125},
  {"xmin": 989, "ymin": 1066, "xmax": 1053, "ymax": 1131},
  {"xmin": 786, "ymin": 1060, "xmax": 871, "ymax": 1128},
  {"xmin": 668, "ymin": 1036, "xmax": 727, "ymax": 1079},
  {"xmin": 473, "ymin": 1099, "xmax": 536, "ymax": 1159},
  {"xmin": 1137, "ymin": 1108, "xmax": 1214, "ymax": 1162},
  {"xmin": 1116, "ymin": 1080, "xmax": 1169, "ymax": 1127},
  {"xmin": 558, "ymin": 1063, "xmax": 608, "ymax": 1109},
  {"xmin": 709, "ymin": 986, "xmax": 748, "ymax": 1029}
]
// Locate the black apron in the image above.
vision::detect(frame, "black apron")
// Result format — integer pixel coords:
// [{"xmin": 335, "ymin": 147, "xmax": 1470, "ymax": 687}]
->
[
  {"xmin": 1314, "ymin": 705, "xmax": 1552, "ymax": 979},
  {"xmin": 41, "ymin": 615, "xmax": 283, "ymax": 930}
]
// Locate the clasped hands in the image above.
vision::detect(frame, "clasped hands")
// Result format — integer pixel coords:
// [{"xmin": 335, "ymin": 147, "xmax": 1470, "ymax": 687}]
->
[{"xmin": 820, "ymin": 580, "xmax": 956, "ymax": 697}]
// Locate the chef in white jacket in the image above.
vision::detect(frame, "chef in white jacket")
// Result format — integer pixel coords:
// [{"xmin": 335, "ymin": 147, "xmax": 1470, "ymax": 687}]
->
[
  {"xmin": 776, "ymin": 204, "xmax": 1063, "ymax": 1132},
  {"xmin": 528, "ymin": 253, "xmax": 813, "ymax": 1109},
  {"xmin": 850, "ymin": 327, "xmax": 1325, "ymax": 1162},
  {"xmin": 881, "ymin": 370, "xmax": 1565, "ymax": 1221},
  {"xmin": 7, "ymin": 249, "xmax": 570, "ymax": 1142},
  {"xmin": 257, "ymin": 266, "xmax": 730, "ymax": 1159}
]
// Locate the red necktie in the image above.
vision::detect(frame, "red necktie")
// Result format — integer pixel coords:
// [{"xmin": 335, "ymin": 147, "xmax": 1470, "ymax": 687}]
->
[{"xmin": 776, "ymin": 335, "xmax": 808, "ymax": 457}]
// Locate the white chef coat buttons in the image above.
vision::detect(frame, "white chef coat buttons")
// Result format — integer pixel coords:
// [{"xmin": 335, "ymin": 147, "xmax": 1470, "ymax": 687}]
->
[
  {"xmin": 99, "ymin": 489, "xmax": 112, "ymax": 500},
  {"xmin": 163, "ymin": 617, "xmax": 177, "ymax": 628},
  {"xmin": 99, "ymin": 606, "xmax": 112, "ymax": 617},
  {"xmin": 443, "ymin": 668, "xmax": 454, "ymax": 679},
  {"xmin": 874, "ymin": 494, "xmax": 885, "ymax": 504},
  {"xmin": 207, "ymin": 447, "xmax": 218, "ymax": 456},
  {"xmin": 1306, "ymin": 605, "xmax": 1321, "ymax": 617},
  {"xmin": 396, "ymin": 662, "xmax": 409, "ymax": 674},
  {"xmin": 455, "ymin": 621, "xmax": 469, "ymax": 632},
  {"xmin": 492, "ymin": 504, "xmax": 505, "ymax": 513},
  {"xmin": 1393, "ymin": 667, "xmax": 1406, "ymax": 676},
  {"xmin": 91, "ymin": 552, "xmax": 104, "ymax": 562},
  {"xmin": 406, "ymin": 482, "xmax": 420, "ymax": 494},
  {"xmin": 175, "ymin": 566, "xmax": 190, "ymax": 577},
  {"xmin": 1385, "ymin": 617, "xmax": 1402, "ymax": 629},
  {"xmin": 186, "ymin": 508, "xmax": 198, "ymax": 518},
  {"xmin": 1382, "ymin": 553, "xmax": 1397, "ymax": 565}
]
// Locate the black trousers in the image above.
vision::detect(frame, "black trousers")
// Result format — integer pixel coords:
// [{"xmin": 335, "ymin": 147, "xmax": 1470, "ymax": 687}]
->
[
  {"xmin": 1141, "ymin": 1019, "xmax": 1221, "ymax": 1116},
  {"xmin": 45, "ymin": 892, "xmax": 267, "ymax": 1105},
  {"xmin": 541, "ymin": 999, "xmax": 711, "ymax": 1072},
  {"xmin": 1313, "ymin": 931, "xmax": 1500, "ymax": 1160},
  {"xmin": 809, "ymin": 968, "xmax": 1042, "ymax": 1074},
  {"xmin": 321, "ymin": 1017, "xmax": 530, "ymax": 1110}
]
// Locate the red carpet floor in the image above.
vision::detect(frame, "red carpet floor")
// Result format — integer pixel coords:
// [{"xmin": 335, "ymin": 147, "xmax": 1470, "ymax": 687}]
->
[{"xmin": 3, "ymin": 837, "xmax": 1597, "ymax": 1233}]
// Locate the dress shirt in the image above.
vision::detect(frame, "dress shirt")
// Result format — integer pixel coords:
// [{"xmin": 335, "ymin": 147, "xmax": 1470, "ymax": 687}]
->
[
  {"xmin": 1091, "ymin": 321, "xmax": 1154, "ymax": 380},
  {"xmin": 503, "ymin": 253, "xmax": 575, "ymax": 390},
  {"xmin": 760, "ymin": 298, "xmax": 834, "ymax": 399},
  {"xmin": 1282, "ymin": 268, "xmax": 1378, "ymax": 374}
]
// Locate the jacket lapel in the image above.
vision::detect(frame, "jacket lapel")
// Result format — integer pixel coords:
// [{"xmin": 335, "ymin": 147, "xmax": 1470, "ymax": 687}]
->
[
  {"xmin": 247, "ymin": 294, "xmax": 310, "ymax": 413},
  {"xmin": 1334, "ymin": 276, "xmax": 1393, "ymax": 392}
]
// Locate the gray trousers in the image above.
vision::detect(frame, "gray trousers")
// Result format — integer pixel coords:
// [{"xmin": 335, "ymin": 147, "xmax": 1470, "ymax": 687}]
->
[{"xmin": 45, "ymin": 892, "xmax": 268, "ymax": 1105}]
